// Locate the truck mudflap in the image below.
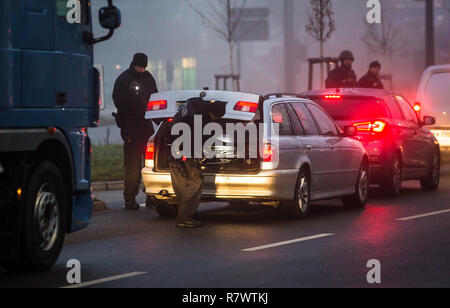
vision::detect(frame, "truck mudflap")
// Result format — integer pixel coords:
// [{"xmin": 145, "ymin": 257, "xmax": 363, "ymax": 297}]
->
[{"xmin": 70, "ymin": 192, "xmax": 93, "ymax": 233}]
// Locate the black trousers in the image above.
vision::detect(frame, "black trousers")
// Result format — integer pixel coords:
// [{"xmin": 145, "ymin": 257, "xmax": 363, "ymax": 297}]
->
[
  {"xmin": 169, "ymin": 160, "xmax": 204, "ymax": 224},
  {"xmin": 121, "ymin": 119, "xmax": 154, "ymax": 202}
]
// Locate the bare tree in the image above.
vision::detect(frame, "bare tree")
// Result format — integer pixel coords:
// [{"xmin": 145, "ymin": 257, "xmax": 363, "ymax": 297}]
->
[
  {"xmin": 187, "ymin": 0, "xmax": 262, "ymax": 77},
  {"xmin": 362, "ymin": 19, "xmax": 405, "ymax": 57},
  {"xmin": 305, "ymin": 0, "xmax": 336, "ymax": 88}
]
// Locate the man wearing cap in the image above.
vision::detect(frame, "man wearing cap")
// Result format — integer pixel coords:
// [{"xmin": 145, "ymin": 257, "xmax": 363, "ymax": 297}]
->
[
  {"xmin": 155, "ymin": 95, "xmax": 227, "ymax": 228},
  {"xmin": 358, "ymin": 61, "xmax": 384, "ymax": 89},
  {"xmin": 325, "ymin": 50, "xmax": 358, "ymax": 89},
  {"xmin": 113, "ymin": 53, "xmax": 158, "ymax": 210}
]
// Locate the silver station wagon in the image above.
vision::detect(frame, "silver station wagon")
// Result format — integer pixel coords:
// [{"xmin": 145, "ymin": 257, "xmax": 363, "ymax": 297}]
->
[{"xmin": 142, "ymin": 91, "xmax": 369, "ymax": 219}]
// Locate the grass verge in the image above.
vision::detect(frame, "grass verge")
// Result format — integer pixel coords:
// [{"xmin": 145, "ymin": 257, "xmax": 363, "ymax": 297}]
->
[{"xmin": 92, "ymin": 144, "xmax": 124, "ymax": 182}]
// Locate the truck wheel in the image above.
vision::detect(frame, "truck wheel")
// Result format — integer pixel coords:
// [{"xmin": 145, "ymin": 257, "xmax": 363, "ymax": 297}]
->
[
  {"xmin": 1, "ymin": 162, "xmax": 67, "ymax": 272},
  {"xmin": 381, "ymin": 154, "xmax": 402, "ymax": 198},
  {"xmin": 151, "ymin": 197, "xmax": 178, "ymax": 217},
  {"xmin": 342, "ymin": 160, "xmax": 369, "ymax": 208},
  {"xmin": 282, "ymin": 169, "xmax": 311, "ymax": 219},
  {"xmin": 420, "ymin": 150, "xmax": 440, "ymax": 191}
]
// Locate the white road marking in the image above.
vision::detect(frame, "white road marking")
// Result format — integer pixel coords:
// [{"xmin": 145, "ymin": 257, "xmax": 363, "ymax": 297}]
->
[
  {"xmin": 61, "ymin": 272, "xmax": 147, "ymax": 289},
  {"xmin": 242, "ymin": 233, "xmax": 334, "ymax": 252},
  {"xmin": 397, "ymin": 209, "xmax": 450, "ymax": 221}
]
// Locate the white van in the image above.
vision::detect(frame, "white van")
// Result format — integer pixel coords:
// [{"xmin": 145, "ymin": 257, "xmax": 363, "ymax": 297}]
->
[{"xmin": 416, "ymin": 65, "xmax": 450, "ymax": 150}]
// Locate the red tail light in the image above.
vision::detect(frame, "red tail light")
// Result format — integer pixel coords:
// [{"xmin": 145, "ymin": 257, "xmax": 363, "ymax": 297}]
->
[
  {"xmin": 354, "ymin": 121, "xmax": 386, "ymax": 133},
  {"xmin": 262, "ymin": 144, "xmax": 273, "ymax": 162},
  {"xmin": 145, "ymin": 141, "xmax": 155, "ymax": 160},
  {"xmin": 147, "ymin": 100, "xmax": 167, "ymax": 111},
  {"xmin": 234, "ymin": 101, "xmax": 258, "ymax": 113}
]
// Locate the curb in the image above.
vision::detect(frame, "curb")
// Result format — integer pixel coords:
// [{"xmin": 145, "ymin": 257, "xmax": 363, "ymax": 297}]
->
[{"xmin": 92, "ymin": 181, "xmax": 144, "ymax": 192}]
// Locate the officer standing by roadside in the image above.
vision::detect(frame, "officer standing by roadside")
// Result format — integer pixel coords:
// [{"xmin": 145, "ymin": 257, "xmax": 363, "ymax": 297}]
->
[
  {"xmin": 155, "ymin": 94, "xmax": 226, "ymax": 228},
  {"xmin": 358, "ymin": 61, "xmax": 384, "ymax": 89},
  {"xmin": 326, "ymin": 50, "xmax": 358, "ymax": 88},
  {"xmin": 113, "ymin": 53, "xmax": 158, "ymax": 210}
]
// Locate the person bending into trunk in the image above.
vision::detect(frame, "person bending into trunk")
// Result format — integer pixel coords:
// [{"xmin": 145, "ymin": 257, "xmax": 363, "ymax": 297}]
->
[{"xmin": 156, "ymin": 95, "xmax": 226, "ymax": 228}]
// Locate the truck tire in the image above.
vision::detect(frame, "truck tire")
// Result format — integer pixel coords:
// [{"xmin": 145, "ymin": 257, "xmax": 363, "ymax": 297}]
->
[
  {"xmin": 151, "ymin": 197, "xmax": 179, "ymax": 217},
  {"xmin": 1, "ymin": 162, "xmax": 67, "ymax": 272},
  {"xmin": 381, "ymin": 154, "xmax": 402, "ymax": 198},
  {"xmin": 281, "ymin": 168, "xmax": 311, "ymax": 220},
  {"xmin": 342, "ymin": 160, "xmax": 369, "ymax": 208},
  {"xmin": 420, "ymin": 150, "xmax": 440, "ymax": 191}
]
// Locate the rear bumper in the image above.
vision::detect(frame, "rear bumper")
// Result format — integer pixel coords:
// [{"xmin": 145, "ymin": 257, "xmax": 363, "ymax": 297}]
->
[{"xmin": 142, "ymin": 167, "xmax": 298, "ymax": 201}]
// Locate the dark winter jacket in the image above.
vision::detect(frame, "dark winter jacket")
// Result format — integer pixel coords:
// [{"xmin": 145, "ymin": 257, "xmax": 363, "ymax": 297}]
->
[
  {"xmin": 112, "ymin": 65, "xmax": 158, "ymax": 119},
  {"xmin": 325, "ymin": 66, "xmax": 358, "ymax": 88},
  {"xmin": 358, "ymin": 71, "xmax": 384, "ymax": 89}
]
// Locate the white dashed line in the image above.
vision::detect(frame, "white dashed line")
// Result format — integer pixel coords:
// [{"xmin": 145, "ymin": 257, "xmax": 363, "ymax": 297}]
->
[
  {"xmin": 61, "ymin": 272, "xmax": 147, "ymax": 289},
  {"xmin": 242, "ymin": 233, "xmax": 334, "ymax": 252},
  {"xmin": 397, "ymin": 209, "xmax": 450, "ymax": 221}
]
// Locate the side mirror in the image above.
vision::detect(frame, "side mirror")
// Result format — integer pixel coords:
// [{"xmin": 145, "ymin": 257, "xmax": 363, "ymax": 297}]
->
[
  {"xmin": 422, "ymin": 116, "xmax": 436, "ymax": 126},
  {"xmin": 84, "ymin": 1, "xmax": 121, "ymax": 45},
  {"xmin": 343, "ymin": 125, "xmax": 357, "ymax": 137},
  {"xmin": 99, "ymin": 6, "xmax": 121, "ymax": 30}
]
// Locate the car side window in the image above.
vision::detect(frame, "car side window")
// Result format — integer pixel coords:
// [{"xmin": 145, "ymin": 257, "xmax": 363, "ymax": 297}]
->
[
  {"xmin": 384, "ymin": 96, "xmax": 404, "ymax": 120},
  {"xmin": 307, "ymin": 104, "xmax": 339, "ymax": 136},
  {"xmin": 396, "ymin": 96, "xmax": 418, "ymax": 124},
  {"xmin": 291, "ymin": 103, "xmax": 319, "ymax": 135},
  {"xmin": 286, "ymin": 103, "xmax": 305, "ymax": 135},
  {"xmin": 271, "ymin": 104, "xmax": 294, "ymax": 136}
]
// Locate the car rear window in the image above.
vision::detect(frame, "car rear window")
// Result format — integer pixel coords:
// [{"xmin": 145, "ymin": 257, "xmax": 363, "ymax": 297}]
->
[{"xmin": 310, "ymin": 96, "xmax": 389, "ymax": 121}]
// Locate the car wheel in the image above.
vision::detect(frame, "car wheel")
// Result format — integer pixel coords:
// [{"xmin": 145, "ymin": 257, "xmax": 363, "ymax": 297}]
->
[
  {"xmin": 381, "ymin": 154, "xmax": 402, "ymax": 198},
  {"xmin": 282, "ymin": 169, "xmax": 311, "ymax": 219},
  {"xmin": 342, "ymin": 160, "xmax": 369, "ymax": 208},
  {"xmin": 151, "ymin": 197, "xmax": 179, "ymax": 217},
  {"xmin": 1, "ymin": 162, "xmax": 67, "ymax": 272},
  {"xmin": 420, "ymin": 150, "xmax": 440, "ymax": 191}
]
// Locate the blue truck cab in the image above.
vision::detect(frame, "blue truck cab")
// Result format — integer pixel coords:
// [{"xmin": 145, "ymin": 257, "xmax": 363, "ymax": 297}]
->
[{"xmin": 0, "ymin": 0, "xmax": 120, "ymax": 271}]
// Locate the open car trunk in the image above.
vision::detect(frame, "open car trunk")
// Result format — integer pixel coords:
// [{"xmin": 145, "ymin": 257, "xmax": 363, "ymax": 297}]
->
[{"xmin": 155, "ymin": 119, "xmax": 261, "ymax": 174}]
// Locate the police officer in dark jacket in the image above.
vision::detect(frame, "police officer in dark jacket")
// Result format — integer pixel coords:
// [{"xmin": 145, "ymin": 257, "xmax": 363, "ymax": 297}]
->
[
  {"xmin": 156, "ymin": 95, "xmax": 226, "ymax": 228},
  {"xmin": 326, "ymin": 50, "xmax": 358, "ymax": 88},
  {"xmin": 358, "ymin": 61, "xmax": 384, "ymax": 89},
  {"xmin": 113, "ymin": 53, "xmax": 158, "ymax": 209}
]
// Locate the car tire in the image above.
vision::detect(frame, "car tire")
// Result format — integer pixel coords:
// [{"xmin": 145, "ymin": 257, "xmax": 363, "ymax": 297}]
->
[
  {"xmin": 1, "ymin": 162, "xmax": 67, "ymax": 272},
  {"xmin": 342, "ymin": 160, "xmax": 369, "ymax": 208},
  {"xmin": 282, "ymin": 168, "xmax": 311, "ymax": 220},
  {"xmin": 151, "ymin": 197, "xmax": 179, "ymax": 217},
  {"xmin": 420, "ymin": 150, "xmax": 440, "ymax": 191},
  {"xmin": 381, "ymin": 153, "xmax": 402, "ymax": 198}
]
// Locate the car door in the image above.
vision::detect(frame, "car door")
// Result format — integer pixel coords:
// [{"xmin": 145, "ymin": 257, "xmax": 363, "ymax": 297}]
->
[
  {"xmin": 306, "ymin": 103, "xmax": 360, "ymax": 191},
  {"xmin": 396, "ymin": 95, "xmax": 431, "ymax": 174},
  {"xmin": 290, "ymin": 102, "xmax": 334, "ymax": 194}
]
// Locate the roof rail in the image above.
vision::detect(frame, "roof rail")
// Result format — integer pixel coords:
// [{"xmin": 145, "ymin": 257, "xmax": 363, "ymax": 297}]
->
[{"xmin": 262, "ymin": 93, "xmax": 301, "ymax": 100}]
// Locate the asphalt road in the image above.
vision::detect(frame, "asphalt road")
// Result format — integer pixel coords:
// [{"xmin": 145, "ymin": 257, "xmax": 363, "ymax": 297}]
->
[{"xmin": 1, "ymin": 170, "xmax": 449, "ymax": 288}]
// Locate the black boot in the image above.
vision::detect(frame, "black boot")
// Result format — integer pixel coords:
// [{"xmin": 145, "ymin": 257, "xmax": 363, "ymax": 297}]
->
[{"xmin": 125, "ymin": 200, "xmax": 140, "ymax": 210}]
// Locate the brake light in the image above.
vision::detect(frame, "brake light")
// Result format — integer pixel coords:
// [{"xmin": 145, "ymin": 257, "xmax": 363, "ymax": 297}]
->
[
  {"xmin": 262, "ymin": 144, "xmax": 273, "ymax": 162},
  {"xmin": 145, "ymin": 141, "xmax": 155, "ymax": 160},
  {"xmin": 324, "ymin": 95, "xmax": 342, "ymax": 100},
  {"xmin": 354, "ymin": 121, "xmax": 386, "ymax": 133},
  {"xmin": 147, "ymin": 100, "xmax": 167, "ymax": 111},
  {"xmin": 234, "ymin": 101, "xmax": 258, "ymax": 113}
]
